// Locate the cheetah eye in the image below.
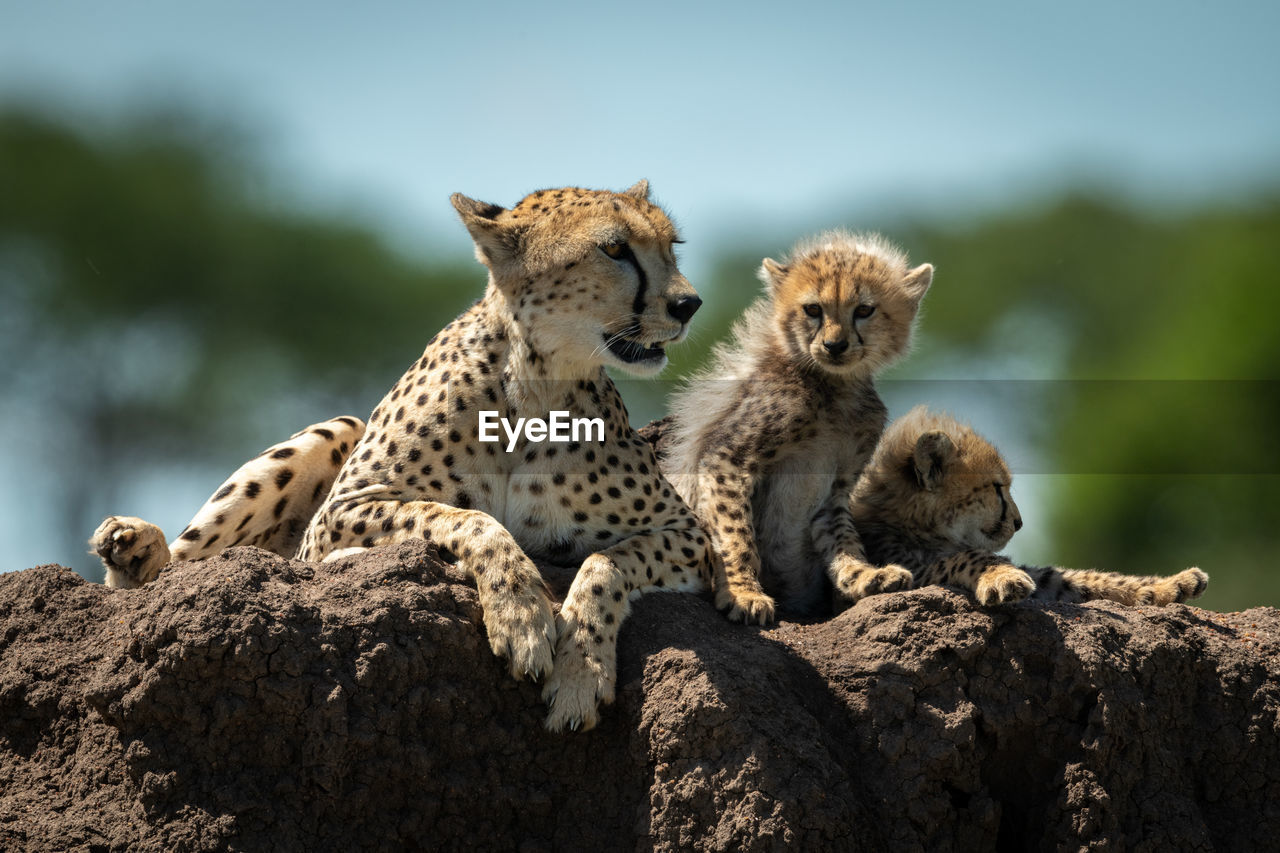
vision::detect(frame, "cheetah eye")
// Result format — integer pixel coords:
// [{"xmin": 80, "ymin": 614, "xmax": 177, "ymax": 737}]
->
[
  {"xmin": 803, "ymin": 303, "xmax": 822, "ymax": 319},
  {"xmin": 601, "ymin": 241, "xmax": 629, "ymax": 259},
  {"xmin": 854, "ymin": 304, "xmax": 876, "ymax": 320}
]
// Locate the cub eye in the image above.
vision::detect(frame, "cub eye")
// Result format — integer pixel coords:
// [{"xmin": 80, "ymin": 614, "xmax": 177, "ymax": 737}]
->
[
  {"xmin": 854, "ymin": 304, "xmax": 876, "ymax": 319},
  {"xmin": 601, "ymin": 241, "xmax": 628, "ymax": 259},
  {"xmin": 803, "ymin": 303, "xmax": 822, "ymax": 318}
]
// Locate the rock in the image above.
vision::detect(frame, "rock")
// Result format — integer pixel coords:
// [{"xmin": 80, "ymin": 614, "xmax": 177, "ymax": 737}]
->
[{"xmin": 1, "ymin": 541, "xmax": 1277, "ymax": 851}]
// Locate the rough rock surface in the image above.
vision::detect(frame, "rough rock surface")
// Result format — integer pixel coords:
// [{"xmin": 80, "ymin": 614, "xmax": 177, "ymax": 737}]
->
[{"xmin": 1, "ymin": 541, "xmax": 1278, "ymax": 852}]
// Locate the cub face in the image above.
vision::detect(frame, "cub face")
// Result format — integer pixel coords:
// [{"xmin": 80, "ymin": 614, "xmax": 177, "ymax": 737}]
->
[
  {"xmin": 760, "ymin": 232, "xmax": 933, "ymax": 378},
  {"xmin": 855, "ymin": 406, "xmax": 1024, "ymax": 551},
  {"xmin": 451, "ymin": 180, "xmax": 701, "ymax": 377}
]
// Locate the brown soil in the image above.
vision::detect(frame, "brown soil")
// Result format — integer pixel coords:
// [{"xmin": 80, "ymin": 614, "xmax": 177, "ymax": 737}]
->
[{"xmin": 1, "ymin": 540, "xmax": 1277, "ymax": 851}]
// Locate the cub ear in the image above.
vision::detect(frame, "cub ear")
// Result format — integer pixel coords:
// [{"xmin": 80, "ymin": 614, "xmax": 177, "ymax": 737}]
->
[
  {"xmin": 913, "ymin": 430, "xmax": 955, "ymax": 490},
  {"xmin": 759, "ymin": 258, "xmax": 789, "ymax": 291},
  {"xmin": 901, "ymin": 263, "xmax": 934, "ymax": 302},
  {"xmin": 624, "ymin": 179, "xmax": 651, "ymax": 200},
  {"xmin": 450, "ymin": 193, "xmax": 524, "ymax": 267}
]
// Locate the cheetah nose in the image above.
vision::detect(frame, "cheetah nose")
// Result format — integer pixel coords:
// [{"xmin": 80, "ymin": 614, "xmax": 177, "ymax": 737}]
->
[
  {"xmin": 667, "ymin": 295, "xmax": 702, "ymax": 324},
  {"xmin": 1014, "ymin": 517, "xmax": 1023, "ymax": 531},
  {"xmin": 823, "ymin": 339, "xmax": 850, "ymax": 356}
]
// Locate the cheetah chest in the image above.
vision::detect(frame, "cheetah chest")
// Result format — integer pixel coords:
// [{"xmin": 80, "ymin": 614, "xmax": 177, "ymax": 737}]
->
[
  {"xmin": 488, "ymin": 385, "xmax": 648, "ymax": 564},
  {"xmin": 752, "ymin": 413, "xmax": 877, "ymax": 571},
  {"xmin": 752, "ymin": 442, "xmax": 836, "ymax": 568}
]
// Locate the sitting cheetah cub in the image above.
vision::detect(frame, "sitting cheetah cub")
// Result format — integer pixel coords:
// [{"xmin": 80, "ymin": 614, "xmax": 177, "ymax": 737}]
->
[
  {"xmin": 661, "ymin": 231, "xmax": 934, "ymax": 622},
  {"xmin": 852, "ymin": 406, "xmax": 1208, "ymax": 606},
  {"xmin": 92, "ymin": 181, "xmax": 711, "ymax": 732}
]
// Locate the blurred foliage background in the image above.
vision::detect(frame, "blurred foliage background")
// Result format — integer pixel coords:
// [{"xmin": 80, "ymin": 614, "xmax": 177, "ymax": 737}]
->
[{"xmin": 1, "ymin": 107, "xmax": 1275, "ymax": 611}]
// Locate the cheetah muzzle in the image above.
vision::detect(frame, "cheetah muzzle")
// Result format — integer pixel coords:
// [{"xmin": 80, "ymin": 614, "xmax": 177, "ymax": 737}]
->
[{"xmin": 603, "ymin": 332, "xmax": 673, "ymax": 365}]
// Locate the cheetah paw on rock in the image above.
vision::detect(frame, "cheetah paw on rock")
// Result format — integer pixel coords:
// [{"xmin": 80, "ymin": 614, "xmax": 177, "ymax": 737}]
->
[
  {"xmin": 835, "ymin": 562, "xmax": 914, "ymax": 605},
  {"xmin": 482, "ymin": 578, "xmax": 557, "ymax": 682},
  {"xmin": 541, "ymin": 610, "xmax": 616, "ymax": 732},
  {"xmin": 89, "ymin": 516, "xmax": 169, "ymax": 589},
  {"xmin": 717, "ymin": 587, "xmax": 776, "ymax": 626},
  {"xmin": 975, "ymin": 564, "xmax": 1036, "ymax": 606}
]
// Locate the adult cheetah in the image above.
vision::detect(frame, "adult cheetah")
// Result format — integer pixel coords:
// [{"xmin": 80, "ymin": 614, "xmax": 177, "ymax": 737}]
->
[{"xmin": 92, "ymin": 181, "xmax": 710, "ymax": 731}]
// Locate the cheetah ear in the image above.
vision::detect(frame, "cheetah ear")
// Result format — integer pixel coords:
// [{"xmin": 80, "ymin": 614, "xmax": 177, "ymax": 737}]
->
[
  {"xmin": 759, "ymin": 258, "xmax": 789, "ymax": 291},
  {"xmin": 901, "ymin": 263, "xmax": 934, "ymax": 302},
  {"xmin": 450, "ymin": 193, "xmax": 524, "ymax": 268},
  {"xmin": 913, "ymin": 430, "xmax": 954, "ymax": 490},
  {"xmin": 624, "ymin": 179, "xmax": 650, "ymax": 200}
]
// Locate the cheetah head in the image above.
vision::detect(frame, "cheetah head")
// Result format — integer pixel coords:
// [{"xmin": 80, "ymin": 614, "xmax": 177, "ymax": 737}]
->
[
  {"xmin": 853, "ymin": 406, "xmax": 1023, "ymax": 551},
  {"xmin": 451, "ymin": 181, "xmax": 701, "ymax": 377},
  {"xmin": 760, "ymin": 232, "xmax": 932, "ymax": 379}
]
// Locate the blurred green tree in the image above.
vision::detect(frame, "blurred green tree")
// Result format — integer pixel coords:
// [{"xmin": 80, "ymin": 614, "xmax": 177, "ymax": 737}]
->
[{"xmin": 0, "ymin": 108, "xmax": 477, "ymax": 578}]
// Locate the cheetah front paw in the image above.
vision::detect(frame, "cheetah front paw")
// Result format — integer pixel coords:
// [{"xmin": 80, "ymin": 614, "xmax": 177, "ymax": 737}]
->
[
  {"xmin": 715, "ymin": 586, "xmax": 776, "ymax": 626},
  {"xmin": 1139, "ymin": 567, "xmax": 1209, "ymax": 605},
  {"xmin": 974, "ymin": 565, "xmax": 1035, "ymax": 606},
  {"xmin": 89, "ymin": 516, "xmax": 170, "ymax": 588},
  {"xmin": 834, "ymin": 561, "xmax": 914, "ymax": 605},
  {"xmin": 541, "ymin": 611, "xmax": 615, "ymax": 733},
  {"xmin": 480, "ymin": 567, "xmax": 557, "ymax": 682}
]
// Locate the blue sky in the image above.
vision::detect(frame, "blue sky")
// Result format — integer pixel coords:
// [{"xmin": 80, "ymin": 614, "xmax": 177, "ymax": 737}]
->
[
  {"xmin": 3, "ymin": 0, "xmax": 1276, "ymax": 273},
  {"xmin": 1, "ymin": 0, "xmax": 1277, "ymax": 575}
]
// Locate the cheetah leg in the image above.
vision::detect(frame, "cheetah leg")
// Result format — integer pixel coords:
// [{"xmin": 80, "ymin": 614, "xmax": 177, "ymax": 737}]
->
[
  {"xmin": 813, "ymin": 498, "xmax": 912, "ymax": 609},
  {"xmin": 696, "ymin": 467, "xmax": 775, "ymax": 625},
  {"xmin": 708, "ymin": 546, "xmax": 775, "ymax": 626},
  {"xmin": 300, "ymin": 499, "xmax": 557, "ymax": 682},
  {"xmin": 542, "ymin": 525, "xmax": 706, "ymax": 733},
  {"xmin": 89, "ymin": 416, "xmax": 364, "ymax": 587},
  {"xmin": 913, "ymin": 550, "xmax": 1035, "ymax": 605},
  {"xmin": 1026, "ymin": 565, "xmax": 1208, "ymax": 606}
]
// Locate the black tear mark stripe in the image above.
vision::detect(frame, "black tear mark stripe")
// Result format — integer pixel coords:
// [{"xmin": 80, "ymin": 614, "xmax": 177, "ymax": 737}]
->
[{"xmin": 616, "ymin": 244, "xmax": 649, "ymax": 319}]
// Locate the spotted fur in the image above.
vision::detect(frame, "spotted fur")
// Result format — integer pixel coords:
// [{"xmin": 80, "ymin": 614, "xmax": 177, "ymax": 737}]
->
[
  {"xmin": 91, "ymin": 181, "xmax": 710, "ymax": 732},
  {"xmin": 660, "ymin": 232, "xmax": 934, "ymax": 621},
  {"xmin": 91, "ymin": 416, "xmax": 366, "ymax": 588},
  {"xmin": 852, "ymin": 407, "xmax": 1209, "ymax": 606}
]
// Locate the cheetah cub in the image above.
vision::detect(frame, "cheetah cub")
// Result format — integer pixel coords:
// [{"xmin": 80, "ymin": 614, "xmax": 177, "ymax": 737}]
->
[
  {"xmin": 661, "ymin": 232, "xmax": 933, "ymax": 622},
  {"xmin": 852, "ymin": 406, "xmax": 1208, "ymax": 606}
]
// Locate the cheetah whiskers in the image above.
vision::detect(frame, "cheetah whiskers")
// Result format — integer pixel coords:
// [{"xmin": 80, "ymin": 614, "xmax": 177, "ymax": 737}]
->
[
  {"xmin": 592, "ymin": 323, "xmax": 645, "ymax": 361},
  {"xmin": 795, "ymin": 350, "xmax": 821, "ymax": 378}
]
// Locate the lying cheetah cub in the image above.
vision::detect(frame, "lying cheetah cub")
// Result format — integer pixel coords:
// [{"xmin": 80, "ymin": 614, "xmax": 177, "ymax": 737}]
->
[
  {"xmin": 852, "ymin": 406, "xmax": 1208, "ymax": 606},
  {"xmin": 92, "ymin": 181, "xmax": 710, "ymax": 732},
  {"xmin": 661, "ymin": 232, "xmax": 934, "ymax": 622}
]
